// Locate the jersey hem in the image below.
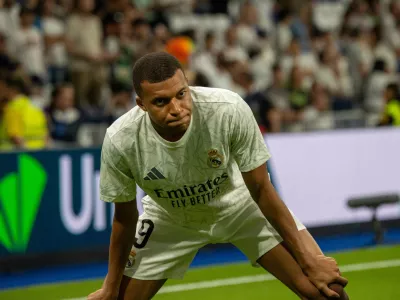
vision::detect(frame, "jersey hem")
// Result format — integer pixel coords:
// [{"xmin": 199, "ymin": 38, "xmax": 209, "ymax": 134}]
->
[
  {"xmin": 239, "ymin": 155, "xmax": 271, "ymax": 173},
  {"xmin": 100, "ymin": 194, "xmax": 136, "ymax": 203}
]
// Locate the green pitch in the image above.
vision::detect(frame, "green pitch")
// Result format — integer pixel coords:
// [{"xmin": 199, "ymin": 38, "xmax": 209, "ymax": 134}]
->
[{"xmin": 1, "ymin": 245, "xmax": 400, "ymax": 300}]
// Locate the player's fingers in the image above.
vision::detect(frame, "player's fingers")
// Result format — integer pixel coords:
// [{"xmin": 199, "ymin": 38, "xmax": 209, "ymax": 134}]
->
[
  {"xmin": 334, "ymin": 266, "xmax": 340, "ymax": 272},
  {"xmin": 335, "ymin": 275, "xmax": 349, "ymax": 287},
  {"xmin": 326, "ymin": 257, "xmax": 337, "ymax": 265},
  {"xmin": 321, "ymin": 285, "xmax": 340, "ymax": 298}
]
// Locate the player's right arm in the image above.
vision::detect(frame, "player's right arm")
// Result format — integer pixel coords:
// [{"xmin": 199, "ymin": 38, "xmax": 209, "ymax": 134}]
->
[
  {"xmin": 88, "ymin": 132, "xmax": 138, "ymax": 300},
  {"xmin": 100, "ymin": 201, "xmax": 138, "ymax": 299}
]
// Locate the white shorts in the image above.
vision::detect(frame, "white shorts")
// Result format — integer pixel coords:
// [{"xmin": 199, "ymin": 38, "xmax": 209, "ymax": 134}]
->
[{"xmin": 124, "ymin": 201, "xmax": 306, "ymax": 280}]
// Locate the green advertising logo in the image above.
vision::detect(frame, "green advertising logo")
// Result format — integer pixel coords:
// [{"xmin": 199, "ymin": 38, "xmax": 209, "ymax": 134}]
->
[{"xmin": 0, "ymin": 154, "xmax": 47, "ymax": 253}]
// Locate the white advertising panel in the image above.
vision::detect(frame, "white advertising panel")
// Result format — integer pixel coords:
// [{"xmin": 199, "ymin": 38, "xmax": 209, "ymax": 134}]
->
[{"xmin": 265, "ymin": 128, "xmax": 400, "ymax": 227}]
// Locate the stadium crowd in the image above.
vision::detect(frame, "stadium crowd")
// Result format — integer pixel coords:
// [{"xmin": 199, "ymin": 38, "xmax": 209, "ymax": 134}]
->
[{"xmin": 0, "ymin": 0, "xmax": 399, "ymax": 150}]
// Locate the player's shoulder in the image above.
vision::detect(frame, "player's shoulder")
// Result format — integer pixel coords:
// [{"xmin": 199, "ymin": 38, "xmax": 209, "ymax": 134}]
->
[
  {"xmin": 105, "ymin": 106, "xmax": 145, "ymax": 149},
  {"xmin": 190, "ymin": 86, "xmax": 245, "ymax": 119},
  {"xmin": 190, "ymin": 86, "xmax": 243, "ymax": 105}
]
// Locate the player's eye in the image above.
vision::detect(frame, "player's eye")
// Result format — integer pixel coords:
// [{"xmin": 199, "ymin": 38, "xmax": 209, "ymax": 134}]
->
[
  {"xmin": 177, "ymin": 90, "xmax": 186, "ymax": 98},
  {"xmin": 154, "ymin": 98, "xmax": 168, "ymax": 106}
]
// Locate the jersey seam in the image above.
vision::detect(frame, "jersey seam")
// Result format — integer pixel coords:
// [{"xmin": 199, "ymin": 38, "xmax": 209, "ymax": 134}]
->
[{"xmin": 107, "ymin": 110, "xmax": 146, "ymax": 140}]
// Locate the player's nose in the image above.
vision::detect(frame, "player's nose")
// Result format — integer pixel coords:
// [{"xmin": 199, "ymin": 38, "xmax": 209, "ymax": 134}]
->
[{"xmin": 169, "ymin": 98, "xmax": 182, "ymax": 116}]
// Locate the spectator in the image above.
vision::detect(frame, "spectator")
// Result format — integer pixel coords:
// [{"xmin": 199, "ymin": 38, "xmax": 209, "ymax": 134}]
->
[
  {"xmin": 98, "ymin": 0, "xmax": 141, "ymax": 24},
  {"xmin": 346, "ymin": 28, "xmax": 374, "ymax": 97},
  {"xmin": 263, "ymin": 64, "xmax": 290, "ymax": 110},
  {"xmin": 290, "ymin": 4, "xmax": 312, "ymax": 53},
  {"xmin": 346, "ymin": 0, "xmax": 376, "ymax": 31},
  {"xmin": 370, "ymin": 25, "xmax": 397, "ymax": 75},
  {"xmin": 1, "ymin": 0, "xmax": 399, "ymax": 142},
  {"xmin": 378, "ymin": 82, "xmax": 400, "ymax": 126},
  {"xmin": 47, "ymin": 83, "xmax": 83, "ymax": 146},
  {"xmin": 363, "ymin": 59, "xmax": 398, "ymax": 126},
  {"xmin": 312, "ymin": 0, "xmax": 348, "ymax": 32},
  {"xmin": 131, "ymin": 18, "xmax": 153, "ymax": 58},
  {"xmin": 106, "ymin": 82, "xmax": 134, "ymax": 123},
  {"xmin": 192, "ymin": 31, "xmax": 217, "ymax": 82},
  {"xmin": 30, "ymin": 75, "xmax": 47, "ymax": 108},
  {"xmin": 14, "ymin": 6, "xmax": 47, "ymax": 82},
  {"xmin": 224, "ymin": 25, "xmax": 248, "ymax": 64},
  {"xmin": 284, "ymin": 66, "xmax": 309, "ymax": 132},
  {"xmin": 235, "ymin": 1, "xmax": 260, "ymax": 51},
  {"xmin": 382, "ymin": 1, "xmax": 400, "ymax": 71},
  {"xmin": 245, "ymin": 64, "xmax": 288, "ymax": 133},
  {"xmin": 302, "ymin": 82, "xmax": 335, "ymax": 131},
  {"xmin": 287, "ymin": 66, "xmax": 309, "ymax": 110},
  {"xmin": 106, "ymin": 19, "xmax": 135, "ymax": 90},
  {"xmin": 38, "ymin": 0, "xmax": 68, "ymax": 85},
  {"xmin": 281, "ymin": 39, "xmax": 318, "ymax": 90},
  {"xmin": 2, "ymin": 76, "xmax": 48, "ymax": 150},
  {"xmin": 0, "ymin": 32, "xmax": 18, "ymax": 74},
  {"xmin": 66, "ymin": 0, "xmax": 114, "ymax": 109},
  {"xmin": 249, "ymin": 41, "xmax": 276, "ymax": 91},
  {"xmin": 0, "ymin": 0, "xmax": 20, "ymax": 55},
  {"xmin": 276, "ymin": 8, "xmax": 293, "ymax": 55},
  {"xmin": 316, "ymin": 46, "xmax": 353, "ymax": 99}
]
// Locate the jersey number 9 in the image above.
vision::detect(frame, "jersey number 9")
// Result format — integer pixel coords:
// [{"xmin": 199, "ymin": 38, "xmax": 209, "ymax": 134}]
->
[{"xmin": 133, "ymin": 219, "xmax": 154, "ymax": 249}]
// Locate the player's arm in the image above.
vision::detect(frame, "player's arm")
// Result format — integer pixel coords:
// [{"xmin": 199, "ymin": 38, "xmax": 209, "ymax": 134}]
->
[
  {"xmin": 103, "ymin": 201, "xmax": 138, "ymax": 297},
  {"xmin": 230, "ymin": 95, "xmax": 347, "ymax": 297},
  {"xmin": 241, "ymin": 165, "xmax": 347, "ymax": 294},
  {"xmin": 242, "ymin": 165, "xmax": 311, "ymax": 264},
  {"xmin": 88, "ymin": 132, "xmax": 138, "ymax": 299}
]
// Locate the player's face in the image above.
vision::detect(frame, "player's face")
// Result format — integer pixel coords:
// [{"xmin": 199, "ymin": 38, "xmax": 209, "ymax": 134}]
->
[{"xmin": 137, "ymin": 69, "xmax": 193, "ymax": 138}]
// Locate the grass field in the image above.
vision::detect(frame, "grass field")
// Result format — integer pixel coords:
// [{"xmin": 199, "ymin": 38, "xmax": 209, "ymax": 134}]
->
[{"xmin": 1, "ymin": 245, "xmax": 399, "ymax": 300}]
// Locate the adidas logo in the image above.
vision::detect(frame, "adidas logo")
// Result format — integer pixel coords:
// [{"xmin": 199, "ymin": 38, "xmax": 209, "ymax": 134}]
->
[{"xmin": 144, "ymin": 167, "xmax": 166, "ymax": 180}]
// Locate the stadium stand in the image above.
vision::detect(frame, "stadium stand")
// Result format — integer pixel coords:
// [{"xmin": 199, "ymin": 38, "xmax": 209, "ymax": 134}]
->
[{"xmin": 0, "ymin": 0, "xmax": 399, "ymax": 149}]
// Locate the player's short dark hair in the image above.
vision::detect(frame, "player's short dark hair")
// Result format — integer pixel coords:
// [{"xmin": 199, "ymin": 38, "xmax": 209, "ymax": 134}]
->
[{"xmin": 132, "ymin": 52, "xmax": 183, "ymax": 98}]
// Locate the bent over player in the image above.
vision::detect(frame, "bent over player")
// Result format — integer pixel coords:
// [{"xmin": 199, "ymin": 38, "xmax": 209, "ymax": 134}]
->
[{"xmin": 88, "ymin": 52, "xmax": 349, "ymax": 300}]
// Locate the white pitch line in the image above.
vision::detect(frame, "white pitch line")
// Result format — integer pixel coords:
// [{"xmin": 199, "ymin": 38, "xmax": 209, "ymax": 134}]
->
[{"xmin": 64, "ymin": 259, "xmax": 400, "ymax": 299}]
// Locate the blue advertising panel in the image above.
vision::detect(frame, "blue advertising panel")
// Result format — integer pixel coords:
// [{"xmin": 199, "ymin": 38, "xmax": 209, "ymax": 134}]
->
[{"xmin": 0, "ymin": 148, "xmax": 114, "ymax": 257}]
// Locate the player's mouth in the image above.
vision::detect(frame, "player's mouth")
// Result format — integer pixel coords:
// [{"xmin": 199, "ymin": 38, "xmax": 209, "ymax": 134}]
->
[{"xmin": 167, "ymin": 114, "xmax": 191, "ymax": 127}]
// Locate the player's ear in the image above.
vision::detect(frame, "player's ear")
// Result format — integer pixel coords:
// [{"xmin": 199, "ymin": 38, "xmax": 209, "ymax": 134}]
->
[{"xmin": 136, "ymin": 96, "xmax": 147, "ymax": 111}]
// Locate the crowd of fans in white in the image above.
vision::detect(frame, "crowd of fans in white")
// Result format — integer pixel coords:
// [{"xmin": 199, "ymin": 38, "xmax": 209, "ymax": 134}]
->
[{"xmin": 0, "ymin": 0, "xmax": 399, "ymax": 148}]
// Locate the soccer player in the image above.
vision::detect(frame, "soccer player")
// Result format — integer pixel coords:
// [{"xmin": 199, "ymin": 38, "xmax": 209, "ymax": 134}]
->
[{"xmin": 88, "ymin": 52, "xmax": 348, "ymax": 300}]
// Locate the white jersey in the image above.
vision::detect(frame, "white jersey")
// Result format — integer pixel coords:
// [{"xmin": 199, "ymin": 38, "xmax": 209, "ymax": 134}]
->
[{"xmin": 100, "ymin": 87, "xmax": 271, "ymax": 227}]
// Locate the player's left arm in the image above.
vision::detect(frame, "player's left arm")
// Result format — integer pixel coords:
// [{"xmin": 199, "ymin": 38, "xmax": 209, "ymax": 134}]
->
[
  {"xmin": 242, "ymin": 165, "xmax": 348, "ymax": 297},
  {"xmin": 242, "ymin": 164, "xmax": 314, "ymax": 268},
  {"xmin": 229, "ymin": 94, "xmax": 316, "ymax": 267},
  {"xmin": 230, "ymin": 94, "xmax": 347, "ymax": 296}
]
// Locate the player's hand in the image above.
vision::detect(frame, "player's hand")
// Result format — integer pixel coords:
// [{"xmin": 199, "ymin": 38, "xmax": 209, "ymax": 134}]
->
[
  {"xmin": 87, "ymin": 288, "xmax": 118, "ymax": 300},
  {"xmin": 303, "ymin": 255, "xmax": 348, "ymax": 298}
]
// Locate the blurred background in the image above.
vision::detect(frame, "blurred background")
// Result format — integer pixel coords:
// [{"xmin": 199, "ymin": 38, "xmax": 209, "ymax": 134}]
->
[{"xmin": 0, "ymin": 0, "xmax": 399, "ymax": 299}]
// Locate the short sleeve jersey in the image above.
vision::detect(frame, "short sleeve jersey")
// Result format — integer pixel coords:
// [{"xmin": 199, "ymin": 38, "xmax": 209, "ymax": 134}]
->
[{"xmin": 100, "ymin": 87, "xmax": 271, "ymax": 226}]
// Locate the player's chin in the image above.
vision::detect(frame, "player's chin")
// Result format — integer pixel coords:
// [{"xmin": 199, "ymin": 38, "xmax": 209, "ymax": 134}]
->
[{"xmin": 168, "ymin": 123, "xmax": 189, "ymax": 132}]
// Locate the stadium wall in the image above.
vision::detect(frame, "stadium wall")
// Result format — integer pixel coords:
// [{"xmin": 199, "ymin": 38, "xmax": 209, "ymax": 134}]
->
[{"xmin": 0, "ymin": 128, "xmax": 399, "ymax": 271}]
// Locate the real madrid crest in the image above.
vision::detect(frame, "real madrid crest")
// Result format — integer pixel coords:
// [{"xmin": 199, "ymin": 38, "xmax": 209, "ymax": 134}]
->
[
  {"xmin": 207, "ymin": 149, "xmax": 224, "ymax": 168},
  {"xmin": 126, "ymin": 250, "xmax": 137, "ymax": 268}
]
